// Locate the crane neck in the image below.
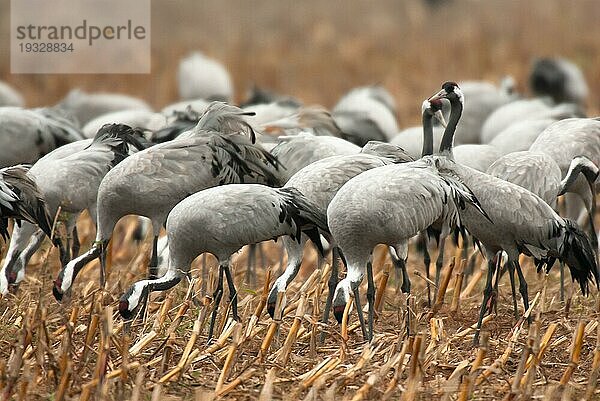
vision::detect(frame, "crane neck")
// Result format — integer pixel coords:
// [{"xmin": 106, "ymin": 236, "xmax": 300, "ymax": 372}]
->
[
  {"xmin": 421, "ymin": 111, "xmax": 434, "ymax": 157},
  {"xmin": 439, "ymin": 97, "xmax": 463, "ymax": 158}
]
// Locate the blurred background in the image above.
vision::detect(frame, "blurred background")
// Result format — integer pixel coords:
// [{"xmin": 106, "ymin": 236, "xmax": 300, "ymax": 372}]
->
[{"xmin": 0, "ymin": 0, "xmax": 599, "ymax": 124}]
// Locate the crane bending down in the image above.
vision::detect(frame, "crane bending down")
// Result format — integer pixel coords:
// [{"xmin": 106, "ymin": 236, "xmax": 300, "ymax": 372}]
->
[
  {"xmin": 266, "ymin": 141, "xmax": 415, "ymax": 324},
  {"xmin": 0, "ymin": 124, "xmax": 146, "ymax": 294},
  {"xmin": 53, "ymin": 103, "xmax": 280, "ymax": 301},
  {"xmin": 428, "ymin": 82, "xmax": 599, "ymax": 343},
  {"xmin": 326, "ymin": 102, "xmax": 490, "ymax": 339},
  {"xmin": 118, "ymin": 184, "xmax": 329, "ymax": 340}
]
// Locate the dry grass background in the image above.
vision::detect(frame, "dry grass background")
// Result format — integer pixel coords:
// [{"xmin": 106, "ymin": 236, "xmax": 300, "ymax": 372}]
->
[{"xmin": 1, "ymin": 0, "xmax": 600, "ymax": 400}]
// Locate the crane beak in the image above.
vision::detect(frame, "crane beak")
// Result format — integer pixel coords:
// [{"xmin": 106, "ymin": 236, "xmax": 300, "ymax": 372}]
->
[
  {"xmin": 434, "ymin": 110, "xmax": 447, "ymax": 128},
  {"xmin": 428, "ymin": 89, "xmax": 448, "ymax": 102}
]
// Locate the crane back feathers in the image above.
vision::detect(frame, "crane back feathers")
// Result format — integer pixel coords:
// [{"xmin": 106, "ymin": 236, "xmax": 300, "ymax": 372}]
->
[
  {"xmin": 195, "ymin": 102, "xmax": 258, "ymax": 142},
  {"xmin": 0, "ymin": 165, "xmax": 53, "ymax": 240},
  {"xmin": 207, "ymin": 134, "xmax": 280, "ymax": 186},
  {"xmin": 277, "ymin": 187, "xmax": 330, "ymax": 256},
  {"xmin": 89, "ymin": 123, "xmax": 148, "ymax": 168}
]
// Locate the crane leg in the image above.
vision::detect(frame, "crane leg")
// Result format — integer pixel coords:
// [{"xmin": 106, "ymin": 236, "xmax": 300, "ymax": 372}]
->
[
  {"xmin": 366, "ymin": 261, "xmax": 375, "ymax": 341},
  {"xmin": 474, "ymin": 255, "xmax": 497, "ymax": 345},
  {"xmin": 57, "ymin": 237, "xmax": 68, "ymax": 267},
  {"xmin": 352, "ymin": 284, "xmax": 368, "ymax": 341},
  {"xmin": 507, "ymin": 262, "xmax": 519, "ymax": 319},
  {"xmin": 259, "ymin": 242, "xmax": 266, "ymax": 269},
  {"xmin": 149, "ymin": 235, "xmax": 159, "ymax": 279},
  {"xmin": 71, "ymin": 225, "xmax": 80, "ymax": 258},
  {"xmin": 207, "ymin": 263, "xmax": 225, "ymax": 342},
  {"xmin": 417, "ymin": 233, "xmax": 432, "ymax": 306},
  {"xmin": 390, "ymin": 251, "xmax": 410, "ymax": 294},
  {"xmin": 320, "ymin": 247, "xmax": 339, "ymax": 343},
  {"xmin": 514, "ymin": 260, "xmax": 530, "ymax": 323},
  {"xmin": 435, "ymin": 238, "xmax": 446, "ymax": 287},
  {"xmin": 223, "ymin": 261, "xmax": 239, "ymax": 322},
  {"xmin": 245, "ymin": 244, "xmax": 256, "ymax": 287}
]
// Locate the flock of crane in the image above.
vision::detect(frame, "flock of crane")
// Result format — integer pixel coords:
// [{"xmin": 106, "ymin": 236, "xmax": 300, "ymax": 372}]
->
[{"xmin": 0, "ymin": 51, "xmax": 599, "ymax": 345}]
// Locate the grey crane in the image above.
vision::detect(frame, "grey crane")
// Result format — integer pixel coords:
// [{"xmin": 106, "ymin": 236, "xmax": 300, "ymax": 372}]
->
[
  {"xmin": 487, "ymin": 151, "xmax": 599, "ymax": 300},
  {"xmin": 178, "ymin": 52, "xmax": 233, "ymax": 102},
  {"xmin": 530, "ymin": 118, "xmax": 600, "ymax": 234},
  {"xmin": 0, "ymin": 107, "xmax": 84, "ymax": 167},
  {"xmin": 83, "ymin": 109, "xmax": 166, "ymax": 138},
  {"xmin": 428, "ymin": 82, "xmax": 599, "ymax": 343},
  {"xmin": 269, "ymin": 134, "xmax": 360, "ymax": 184},
  {"xmin": 52, "ymin": 103, "xmax": 279, "ymax": 301},
  {"xmin": 529, "ymin": 57, "xmax": 588, "ymax": 105},
  {"xmin": 266, "ymin": 141, "xmax": 415, "ymax": 324},
  {"xmin": 488, "ymin": 118, "xmax": 557, "ymax": 155},
  {"xmin": 327, "ymin": 152, "xmax": 488, "ymax": 340},
  {"xmin": 332, "ymin": 86, "xmax": 399, "ymax": 146},
  {"xmin": 0, "ymin": 165, "xmax": 53, "ymax": 244},
  {"xmin": 58, "ymin": 89, "xmax": 151, "ymax": 126},
  {"xmin": 151, "ymin": 107, "xmax": 204, "ymax": 144},
  {"xmin": 161, "ymin": 99, "xmax": 211, "ymax": 117},
  {"xmin": 325, "ymin": 97, "xmax": 489, "ymax": 340},
  {"xmin": 480, "ymin": 98, "xmax": 582, "ymax": 144},
  {"xmin": 260, "ymin": 106, "xmax": 345, "ymax": 139},
  {"xmin": 451, "ymin": 79, "xmax": 516, "ymax": 145},
  {"xmin": 0, "ymin": 124, "xmax": 146, "ymax": 295},
  {"xmin": 118, "ymin": 184, "xmax": 329, "ymax": 340}
]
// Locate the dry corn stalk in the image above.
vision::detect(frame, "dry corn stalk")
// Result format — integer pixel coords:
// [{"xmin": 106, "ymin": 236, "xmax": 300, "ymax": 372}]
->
[
  {"xmin": 374, "ymin": 264, "xmax": 391, "ymax": 314},
  {"xmin": 216, "ymin": 368, "xmax": 257, "ymax": 397},
  {"xmin": 559, "ymin": 321, "xmax": 586, "ymax": 386},
  {"xmin": 458, "ymin": 332, "xmax": 488, "ymax": 401},
  {"xmin": 215, "ymin": 323, "xmax": 243, "ymax": 392},
  {"xmin": 401, "ymin": 335, "xmax": 424, "ymax": 401},
  {"xmin": 450, "ymin": 260, "xmax": 465, "ymax": 313},
  {"xmin": 259, "ymin": 292, "xmax": 284, "ymax": 362},
  {"xmin": 584, "ymin": 321, "xmax": 600, "ymax": 400},
  {"xmin": 276, "ymin": 292, "xmax": 307, "ymax": 365},
  {"xmin": 430, "ymin": 258, "xmax": 457, "ymax": 317}
]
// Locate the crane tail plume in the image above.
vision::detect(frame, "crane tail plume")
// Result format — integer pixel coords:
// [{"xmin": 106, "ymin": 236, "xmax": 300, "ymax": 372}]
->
[
  {"xmin": 0, "ymin": 165, "xmax": 53, "ymax": 239},
  {"xmin": 277, "ymin": 187, "xmax": 330, "ymax": 256},
  {"xmin": 561, "ymin": 219, "xmax": 599, "ymax": 295}
]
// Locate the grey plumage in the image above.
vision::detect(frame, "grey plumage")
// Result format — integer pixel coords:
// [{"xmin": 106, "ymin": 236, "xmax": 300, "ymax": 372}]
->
[
  {"xmin": 0, "ymin": 107, "xmax": 85, "ymax": 167},
  {"xmin": 54, "ymin": 103, "xmax": 280, "ymax": 299},
  {"xmin": 83, "ymin": 109, "xmax": 166, "ymax": 138},
  {"xmin": 118, "ymin": 184, "xmax": 329, "ymax": 336},
  {"xmin": 152, "ymin": 107, "xmax": 203, "ymax": 143},
  {"xmin": 480, "ymin": 98, "xmax": 583, "ymax": 144},
  {"xmin": 0, "ymin": 124, "xmax": 146, "ymax": 294},
  {"xmin": 268, "ymin": 144, "xmax": 414, "ymax": 317},
  {"xmin": 270, "ymin": 133, "xmax": 361, "ymax": 183},
  {"xmin": 327, "ymin": 154, "xmax": 487, "ymax": 339},
  {"xmin": 391, "ymin": 125, "xmax": 445, "ymax": 160},
  {"xmin": 58, "ymin": 89, "xmax": 151, "ymax": 125},
  {"xmin": 453, "ymin": 144, "xmax": 502, "ymax": 172},
  {"xmin": 489, "ymin": 118, "xmax": 557, "ymax": 155},
  {"xmin": 0, "ymin": 165, "xmax": 52, "ymax": 241},
  {"xmin": 429, "ymin": 82, "xmax": 599, "ymax": 343},
  {"xmin": 332, "ymin": 86, "xmax": 399, "ymax": 146},
  {"xmin": 452, "ymin": 80, "xmax": 516, "ymax": 144}
]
